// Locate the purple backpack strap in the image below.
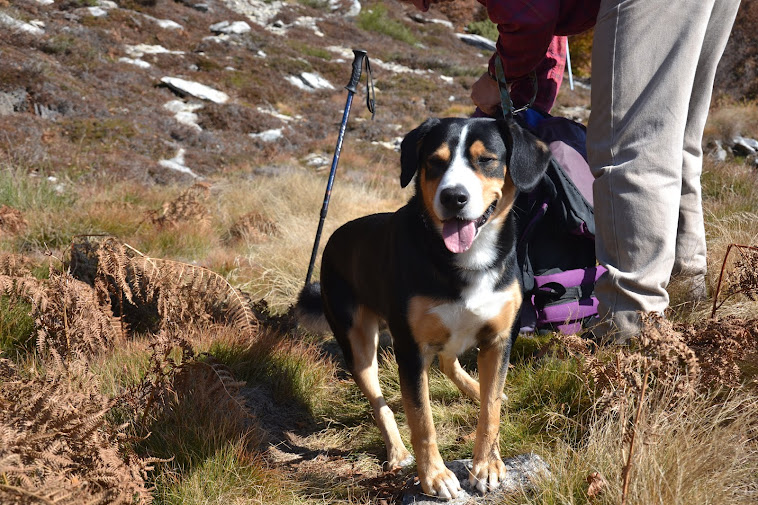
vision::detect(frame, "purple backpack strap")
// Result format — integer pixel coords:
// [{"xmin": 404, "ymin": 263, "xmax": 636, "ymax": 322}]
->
[
  {"xmin": 522, "ymin": 266, "xmax": 608, "ymax": 335},
  {"xmin": 534, "ymin": 266, "xmax": 606, "ymax": 290}
]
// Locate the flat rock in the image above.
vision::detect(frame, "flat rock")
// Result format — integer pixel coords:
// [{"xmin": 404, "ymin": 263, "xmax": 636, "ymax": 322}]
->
[
  {"xmin": 125, "ymin": 44, "xmax": 184, "ymax": 58},
  {"xmin": 249, "ymin": 128, "xmax": 284, "ymax": 142},
  {"xmin": 119, "ymin": 57, "xmax": 151, "ymax": 68},
  {"xmin": 0, "ymin": 89, "xmax": 28, "ymax": 116},
  {"xmin": 0, "ymin": 13, "xmax": 45, "ymax": 35},
  {"xmin": 163, "ymin": 100, "xmax": 203, "ymax": 131},
  {"xmin": 732, "ymin": 135, "xmax": 758, "ymax": 156},
  {"xmin": 708, "ymin": 140, "xmax": 728, "ymax": 162},
  {"xmin": 220, "ymin": 0, "xmax": 283, "ymax": 27},
  {"xmin": 81, "ymin": 6, "xmax": 108, "ymax": 17},
  {"xmin": 176, "ymin": 0, "xmax": 210, "ymax": 11},
  {"xmin": 160, "ymin": 77, "xmax": 229, "ymax": 104},
  {"xmin": 145, "ymin": 15, "xmax": 184, "ymax": 30},
  {"xmin": 158, "ymin": 148, "xmax": 200, "ymax": 178},
  {"xmin": 402, "ymin": 454, "xmax": 550, "ymax": 505},
  {"xmin": 456, "ymin": 33, "xmax": 496, "ymax": 52},
  {"xmin": 408, "ymin": 12, "xmax": 453, "ymax": 29},
  {"xmin": 210, "ymin": 20, "xmax": 251, "ymax": 34},
  {"xmin": 286, "ymin": 72, "xmax": 335, "ymax": 91},
  {"xmin": 372, "ymin": 137, "xmax": 403, "ymax": 152}
]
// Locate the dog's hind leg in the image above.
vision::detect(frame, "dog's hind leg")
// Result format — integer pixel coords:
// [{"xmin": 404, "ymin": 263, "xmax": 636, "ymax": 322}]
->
[
  {"xmin": 347, "ymin": 306, "xmax": 414, "ymax": 470},
  {"xmin": 438, "ymin": 353, "xmax": 481, "ymax": 402}
]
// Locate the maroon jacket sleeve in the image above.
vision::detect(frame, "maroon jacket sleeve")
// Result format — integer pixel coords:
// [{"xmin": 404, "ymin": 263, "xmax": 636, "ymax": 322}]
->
[{"xmin": 480, "ymin": 0, "xmax": 567, "ymax": 113}]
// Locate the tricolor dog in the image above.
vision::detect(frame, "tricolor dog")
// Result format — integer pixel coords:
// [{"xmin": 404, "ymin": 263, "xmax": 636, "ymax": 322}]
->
[{"xmin": 296, "ymin": 117, "xmax": 551, "ymax": 499}]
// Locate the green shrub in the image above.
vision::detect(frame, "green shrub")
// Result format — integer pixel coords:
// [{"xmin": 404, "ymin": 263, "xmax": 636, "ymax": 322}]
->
[
  {"xmin": 212, "ymin": 335, "xmax": 338, "ymax": 418},
  {"xmin": 466, "ymin": 19, "xmax": 499, "ymax": 41},
  {"xmin": 0, "ymin": 297, "xmax": 35, "ymax": 360},
  {"xmin": 0, "ymin": 167, "xmax": 72, "ymax": 212},
  {"xmin": 153, "ymin": 442, "xmax": 298, "ymax": 505},
  {"xmin": 357, "ymin": 5, "xmax": 419, "ymax": 45},
  {"xmin": 297, "ymin": 0, "xmax": 329, "ymax": 9}
]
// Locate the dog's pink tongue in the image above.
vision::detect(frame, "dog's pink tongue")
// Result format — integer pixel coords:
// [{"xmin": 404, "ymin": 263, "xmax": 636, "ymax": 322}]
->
[{"xmin": 442, "ymin": 220, "xmax": 476, "ymax": 253}]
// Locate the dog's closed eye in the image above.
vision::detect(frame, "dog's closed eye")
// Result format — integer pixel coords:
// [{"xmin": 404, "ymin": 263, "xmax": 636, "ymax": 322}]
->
[{"xmin": 426, "ymin": 156, "xmax": 449, "ymax": 177}]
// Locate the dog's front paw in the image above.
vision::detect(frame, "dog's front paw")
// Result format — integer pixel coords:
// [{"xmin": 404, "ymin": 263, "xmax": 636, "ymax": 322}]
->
[
  {"xmin": 385, "ymin": 448, "xmax": 414, "ymax": 471},
  {"xmin": 469, "ymin": 456, "xmax": 507, "ymax": 494},
  {"xmin": 420, "ymin": 464, "xmax": 461, "ymax": 500}
]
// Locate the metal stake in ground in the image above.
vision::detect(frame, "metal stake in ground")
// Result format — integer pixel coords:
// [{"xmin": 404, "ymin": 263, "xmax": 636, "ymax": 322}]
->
[{"xmin": 304, "ymin": 49, "xmax": 374, "ymax": 287}]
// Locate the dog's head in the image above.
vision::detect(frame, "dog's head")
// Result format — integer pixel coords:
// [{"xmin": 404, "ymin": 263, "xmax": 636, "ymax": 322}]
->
[{"xmin": 400, "ymin": 117, "xmax": 551, "ymax": 254}]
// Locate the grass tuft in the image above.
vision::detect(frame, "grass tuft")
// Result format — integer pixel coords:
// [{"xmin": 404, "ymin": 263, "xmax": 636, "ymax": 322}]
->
[
  {"xmin": 357, "ymin": 5, "xmax": 419, "ymax": 45},
  {"xmin": 153, "ymin": 440, "xmax": 301, "ymax": 505},
  {"xmin": 212, "ymin": 331, "xmax": 339, "ymax": 418},
  {"xmin": 466, "ymin": 19, "xmax": 498, "ymax": 41},
  {"xmin": 0, "ymin": 296, "xmax": 35, "ymax": 361}
]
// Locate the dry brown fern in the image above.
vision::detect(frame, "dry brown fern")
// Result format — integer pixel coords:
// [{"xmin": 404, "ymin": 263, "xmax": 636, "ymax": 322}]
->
[
  {"xmin": 95, "ymin": 237, "xmax": 257, "ymax": 334},
  {"xmin": 227, "ymin": 211, "xmax": 280, "ymax": 243},
  {"xmin": 676, "ymin": 316, "xmax": 758, "ymax": 388},
  {"xmin": 35, "ymin": 267, "xmax": 121, "ymax": 362},
  {"xmin": 557, "ymin": 314, "xmax": 700, "ymax": 413},
  {"xmin": 0, "ymin": 274, "xmax": 48, "ymax": 313},
  {"xmin": 147, "ymin": 182, "xmax": 211, "ymax": 229},
  {"xmin": 1, "ymin": 254, "xmax": 122, "ymax": 362},
  {"xmin": 0, "ymin": 359, "xmax": 153, "ymax": 505},
  {"xmin": 0, "ymin": 205, "xmax": 27, "ymax": 237},
  {"xmin": 558, "ymin": 315, "xmax": 702, "ymax": 505},
  {"xmin": 126, "ymin": 330, "xmax": 251, "ymax": 434},
  {"xmin": 712, "ymin": 244, "xmax": 758, "ymax": 317},
  {"xmin": 0, "ymin": 254, "xmax": 33, "ymax": 277}
]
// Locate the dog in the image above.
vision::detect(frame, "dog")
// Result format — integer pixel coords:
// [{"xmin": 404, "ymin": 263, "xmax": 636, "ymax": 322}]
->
[{"xmin": 296, "ymin": 116, "xmax": 551, "ymax": 500}]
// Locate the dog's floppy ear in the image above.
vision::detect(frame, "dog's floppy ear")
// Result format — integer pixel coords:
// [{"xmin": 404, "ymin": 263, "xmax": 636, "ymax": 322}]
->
[
  {"xmin": 499, "ymin": 118, "xmax": 552, "ymax": 192},
  {"xmin": 400, "ymin": 117, "xmax": 440, "ymax": 188}
]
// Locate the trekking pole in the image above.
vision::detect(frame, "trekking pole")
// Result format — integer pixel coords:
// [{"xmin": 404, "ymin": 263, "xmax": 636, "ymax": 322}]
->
[
  {"xmin": 566, "ymin": 39, "xmax": 574, "ymax": 90},
  {"xmin": 304, "ymin": 49, "xmax": 374, "ymax": 286}
]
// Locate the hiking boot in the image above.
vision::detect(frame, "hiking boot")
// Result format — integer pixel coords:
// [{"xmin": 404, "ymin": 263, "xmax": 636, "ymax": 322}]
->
[{"xmin": 669, "ymin": 273, "xmax": 708, "ymax": 304}]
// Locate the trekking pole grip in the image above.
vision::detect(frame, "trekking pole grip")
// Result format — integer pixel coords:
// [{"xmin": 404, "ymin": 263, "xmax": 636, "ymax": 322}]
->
[{"xmin": 345, "ymin": 49, "xmax": 367, "ymax": 93}]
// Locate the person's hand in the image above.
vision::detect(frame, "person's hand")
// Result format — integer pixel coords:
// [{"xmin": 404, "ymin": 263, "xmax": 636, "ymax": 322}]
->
[{"xmin": 471, "ymin": 72, "xmax": 501, "ymax": 117}]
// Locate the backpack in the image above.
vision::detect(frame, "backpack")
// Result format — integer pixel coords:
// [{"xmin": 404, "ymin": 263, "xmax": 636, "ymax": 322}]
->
[{"xmin": 513, "ymin": 111, "xmax": 606, "ymax": 334}]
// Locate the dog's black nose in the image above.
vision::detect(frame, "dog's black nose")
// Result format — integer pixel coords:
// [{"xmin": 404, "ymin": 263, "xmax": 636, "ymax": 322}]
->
[{"xmin": 440, "ymin": 185, "xmax": 469, "ymax": 211}]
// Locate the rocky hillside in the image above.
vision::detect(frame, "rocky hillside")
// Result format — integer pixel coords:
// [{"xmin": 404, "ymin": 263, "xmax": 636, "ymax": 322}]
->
[
  {"xmin": 715, "ymin": 0, "xmax": 758, "ymax": 103},
  {"xmin": 0, "ymin": 0, "xmax": 494, "ymax": 185},
  {"xmin": 0, "ymin": 0, "xmax": 754, "ymax": 186}
]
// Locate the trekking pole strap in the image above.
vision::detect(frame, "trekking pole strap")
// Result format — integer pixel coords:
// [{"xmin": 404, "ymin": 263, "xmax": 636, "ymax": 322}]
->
[{"xmin": 345, "ymin": 49, "xmax": 376, "ymax": 119}]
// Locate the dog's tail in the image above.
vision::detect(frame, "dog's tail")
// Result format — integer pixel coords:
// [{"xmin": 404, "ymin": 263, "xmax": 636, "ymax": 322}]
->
[{"xmin": 294, "ymin": 282, "xmax": 331, "ymax": 334}]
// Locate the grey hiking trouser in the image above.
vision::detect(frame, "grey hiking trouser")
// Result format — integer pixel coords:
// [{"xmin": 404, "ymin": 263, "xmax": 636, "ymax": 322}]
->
[{"xmin": 587, "ymin": 0, "xmax": 740, "ymax": 342}]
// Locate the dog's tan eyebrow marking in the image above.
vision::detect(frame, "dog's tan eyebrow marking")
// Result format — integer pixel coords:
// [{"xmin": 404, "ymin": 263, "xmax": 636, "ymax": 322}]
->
[
  {"xmin": 469, "ymin": 140, "xmax": 497, "ymax": 162},
  {"xmin": 429, "ymin": 144, "xmax": 451, "ymax": 164}
]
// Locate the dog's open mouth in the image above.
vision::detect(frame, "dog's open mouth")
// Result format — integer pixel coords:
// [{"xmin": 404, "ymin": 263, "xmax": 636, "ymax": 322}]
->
[{"xmin": 442, "ymin": 199, "xmax": 498, "ymax": 254}]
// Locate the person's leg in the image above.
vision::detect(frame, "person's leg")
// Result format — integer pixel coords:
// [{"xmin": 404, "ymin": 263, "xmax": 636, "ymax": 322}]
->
[
  {"xmin": 587, "ymin": 0, "xmax": 722, "ymax": 342},
  {"xmin": 673, "ymin": 0, "xmax": 741, "ymax": 300}
]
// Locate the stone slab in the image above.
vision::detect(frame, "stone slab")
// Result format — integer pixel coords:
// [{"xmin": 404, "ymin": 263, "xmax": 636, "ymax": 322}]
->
[{"xmin": 402, "ymin": 454, "xmax": 550, "ymax": 505}]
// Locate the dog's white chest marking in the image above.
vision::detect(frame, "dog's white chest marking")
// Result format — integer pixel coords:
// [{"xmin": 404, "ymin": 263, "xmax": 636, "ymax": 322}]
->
[{"xmin": 430, "ymin": 272, "xmax": 514, "ymax": 357}]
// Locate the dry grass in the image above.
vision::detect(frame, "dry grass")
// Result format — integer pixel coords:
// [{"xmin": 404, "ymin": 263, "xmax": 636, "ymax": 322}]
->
[
  {"xmin": 531, "ymin": 386, "xmax": 758, "ymax": 505},
  {"xmin": 703, "ymin": 98, "xmax": 758, "ymax": 141},
  {"xmin": 227, "ymin": 171, "xmax": 408, "ymax": 311},
  {"xmin": 541, "ymin": 314, "xmax": 758, "ymax": 505}
]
